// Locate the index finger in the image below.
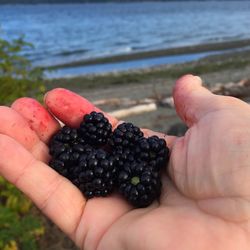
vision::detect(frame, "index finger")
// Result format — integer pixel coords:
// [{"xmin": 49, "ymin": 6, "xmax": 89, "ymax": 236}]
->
[
  {"xmin": 45, "ymin": 88, "xmax": 118, "ymax": 128},
  {"xmin": 11, "ymin": 97, "xmax": 60, "ymax": 144}
]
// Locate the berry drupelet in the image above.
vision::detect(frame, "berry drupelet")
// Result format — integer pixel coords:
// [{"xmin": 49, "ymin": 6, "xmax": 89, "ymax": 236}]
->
[{"xmin": 79, "ymin": 111, "xmax": 112, "ymax": 146}]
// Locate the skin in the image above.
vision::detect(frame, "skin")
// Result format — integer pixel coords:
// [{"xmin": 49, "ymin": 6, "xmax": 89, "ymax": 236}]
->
[{"xmin": 1, "ymin": 74, "xmax": 250, "ymax": 249}]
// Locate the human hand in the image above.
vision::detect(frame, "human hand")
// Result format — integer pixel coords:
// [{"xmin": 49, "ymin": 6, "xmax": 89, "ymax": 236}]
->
[{"xmin": 0, "ymin": 74, "xmax": 250, "ymax": 250}]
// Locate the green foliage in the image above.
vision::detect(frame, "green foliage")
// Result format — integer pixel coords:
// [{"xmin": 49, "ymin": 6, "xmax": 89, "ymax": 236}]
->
[
  {"xmin": 0, "ymin": 36, "xmax": 44, "ymax": 79},
  {"xmin": 0, "ymin": 34, "xmax": 45, "ymax": 105},
  {"xmin": 0, "ymin": 177, "xmax": 45, "ymax": 250},
  {"xmin": 0, "ymin": 76, "xmax": 46, "ymax": 105},
  {"xmin": 0, "ymin": 33, "xmax": 45, "ymax": 249}
]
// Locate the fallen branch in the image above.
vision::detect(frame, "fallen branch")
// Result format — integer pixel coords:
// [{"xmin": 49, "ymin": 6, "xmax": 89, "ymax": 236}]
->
[
  {"xmin": 211, "ymin": 79, "xmax": 250, "ymax": 98},
  {"xmin": 95, "ymin": 78, "xmax": 250, "ymax": 119},
  {"xmin": 158, "ymin": 97, "xmax": 174, "ymax": 108},
  {"xmin": 109, "ymin": 103, "xmax": 157, "ymax": 119},
  {"xmin": 93, "ymin": 97, "xmax": 155, "ymax": 107}
]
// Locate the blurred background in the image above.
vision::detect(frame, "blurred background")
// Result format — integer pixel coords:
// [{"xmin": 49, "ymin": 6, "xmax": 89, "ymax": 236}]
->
[{"xmin": 1, "ymin": 1, "xmax": 250, "ymax": 249}]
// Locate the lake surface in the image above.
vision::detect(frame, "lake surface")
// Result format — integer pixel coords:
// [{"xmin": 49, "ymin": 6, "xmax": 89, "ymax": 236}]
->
[{"xmin": 1, "ymin": 1, "xmax": 250, "ymax": 69}]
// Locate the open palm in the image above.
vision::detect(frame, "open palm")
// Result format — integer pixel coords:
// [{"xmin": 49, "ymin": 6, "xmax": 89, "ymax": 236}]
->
[{"xmin": 1, "ymin": 75, "xmax": 250, "ymax": 250}]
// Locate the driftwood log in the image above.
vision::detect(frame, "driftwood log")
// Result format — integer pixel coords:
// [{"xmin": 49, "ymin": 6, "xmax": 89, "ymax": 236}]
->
[
  {"xmin": 94, "ymin": 79, "xmax": 250, "ymax": 119},
  {"xmin": 211, "ymin": 79, "xmax": 250, "ymax": 98},
  {"xmin": 109, "ymin": 103, "xmax": 157, "ymax": 119},
  {"xmin": 93, "ymin": 98, "xmax": 156, "ymax": 107}
]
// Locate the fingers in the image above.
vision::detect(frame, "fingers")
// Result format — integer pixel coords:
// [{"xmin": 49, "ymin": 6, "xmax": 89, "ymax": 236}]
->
[
  {"xmin": 45, "ymin": 88, "xmax": 118, "ymax": 128},
  {"xmin": 0, "ymin": 134, "xmax": 86, "ymax": 241},
  {"xmin": 75, "ymin": 194, "xmax": 131, "ymax": 249},
  {"xmin": 0, "ymin": 106, "xmax": 48, "ymax": 162},
  {"xmin": 0, "ymin": 106, "xmax": 39, "ymax": 150},
  {"xmin": 12, "ymin": 97, "xmax": 60, "ymax": 144},
  {"xmin": 0, "ymin": 134, "xmax": 131, "ymax": 248},
  {"xmin": 173, "ymin": 75, "xmax": 220, "ymax": 127}
]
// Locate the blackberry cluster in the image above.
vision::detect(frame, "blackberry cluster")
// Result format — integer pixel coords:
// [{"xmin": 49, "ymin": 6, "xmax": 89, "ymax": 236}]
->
[
  {"xmin": 49, "ymin": 112, "xmax": 116, "ymax": 198},
  {"xmin": 72, "ymin": 149, "xmax": 117, "ymax": 198},
  {"xmin": 135, "ymin": 136, "xmax": 168, "ymax": 171},
  {"xmin": 49, "ymin": 126, "xmax": 86, "ymax": 177},
  {"xmin": 49, "ymin": 111, "xmax": 170, "ymax": 208},
  {"xmin": 111, "ymin": 124, "xmax": 169, "ymax": 207},
  {"xmin": 118, "ymin": 161, "xmax": 162, "ymax": 207},
  {"xmin": 79, "ymin": 111, "xmax": 112, "ymax": 146},
  {"xmin": 109, "ymin": 122, "xmax": 143, "ymax": 148}
]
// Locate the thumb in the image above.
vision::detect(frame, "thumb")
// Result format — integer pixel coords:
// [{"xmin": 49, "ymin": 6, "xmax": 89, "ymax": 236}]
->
[{"xmin": 173, "ymin": 74, "xmax": 219, "ymax": 127}]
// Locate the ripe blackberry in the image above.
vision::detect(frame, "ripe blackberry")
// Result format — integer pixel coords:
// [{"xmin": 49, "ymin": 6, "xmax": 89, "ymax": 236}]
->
[
  {"xmin": 135, "ymin": 136, "xmax": 169, "ymax": 170},
  {"xmin": 49, "ymin": 158, "xmax": 69, "ymax": 177},
  {"xmin": 49, "ymin": 126, "xmax": 85, "ymax": 157},
  {"xmin": 79, "ymin": 111, "xmax": 112, "ymax": 146},
  {"xmin": 118, "ymin": 161, "xmax": 162, "ymax": 208},
  {"xmin": 111, "ymin": 146, "xmax": 136, "ymax": 169},
  {"xmin": 109, "ymin": 122, "xmax": 143, "ymax": 148},
  {"xmin": 49, "ymin": 144, "xmax": 95, "ymax": 178},
  {"xmin": 73, "ymin": 149, "xmax": 117, "ymax": 198},
  {"xmin": 49, "ymin": 126, "xmax": 92, "ymax": 178}
]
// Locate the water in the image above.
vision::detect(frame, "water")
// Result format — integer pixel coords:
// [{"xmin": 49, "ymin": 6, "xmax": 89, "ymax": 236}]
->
[
  {"xmin": 1, "ymin": 1, "xmax": 250, "ymax": 69},
  {"xmin": 47, "ymin": 46, "xmax": 249, "ymax": 78}
]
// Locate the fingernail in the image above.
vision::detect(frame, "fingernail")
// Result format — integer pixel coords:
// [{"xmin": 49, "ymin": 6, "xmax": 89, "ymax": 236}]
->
[{"xmin": 194, "ymin": 76, "xmax": 203, "ymax": 85}]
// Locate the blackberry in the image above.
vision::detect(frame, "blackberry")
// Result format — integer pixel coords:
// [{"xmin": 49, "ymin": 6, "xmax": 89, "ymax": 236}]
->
[
  {"xmin": 49, "ymin": 158, "xmax": 69, "ymax": 177},
  {"xmin": 111, "ymin": 146, "xmax": 136, "ymax": 169},
  {"xmin": 49, "ymin": 126, "xmax": 85, "ymax": 157},
  {"xmin": 112, "ymin": 136, "xmax": 169, "ymax": 172},
  {"xmin": 49, "ymin": 126, "xmax": 92, "ymax": 178},
  {"xmin": 135, "ymin": 136, "xmax": 169, "ymax": 170},
  {"xmin": 109, "ymin": 122, "xmax": 143, "ymax": 148},
  {"xmin": 79, "ymin": 111, "xmax": 112, "ymax": 146},
  {"xmin": 50, "ymin": 144, "xmax": 95, "ymax": 178},
  {"xmin": 118, "ymin": 161, "xmax": 162, "ymax": 208},
  {"xmin": 51, "ymin": 126, "xmax": 78, "ymax": 144},
  {"xmin": 73, "ymin": 149, "xmax": 117, "ymax": 198}
]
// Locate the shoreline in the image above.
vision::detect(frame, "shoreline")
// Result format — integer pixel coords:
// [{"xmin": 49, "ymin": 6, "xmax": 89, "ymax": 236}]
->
[
  {"xmin": 45, "ymin": 47, "xmax": 250, "ymax": 92},
  {"xmin": 46, "ymin": 38, "xmax": 250, "ymax": 70}
]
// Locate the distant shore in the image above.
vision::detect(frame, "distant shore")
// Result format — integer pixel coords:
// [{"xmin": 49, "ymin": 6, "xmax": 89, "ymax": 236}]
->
[
  {"xmin": 47, "ymin": 38, "xmax": 250, "ymax": 71},
  {"xmin": 45, "ymin": 43, "xmax": 250, "ymax": 92}
]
